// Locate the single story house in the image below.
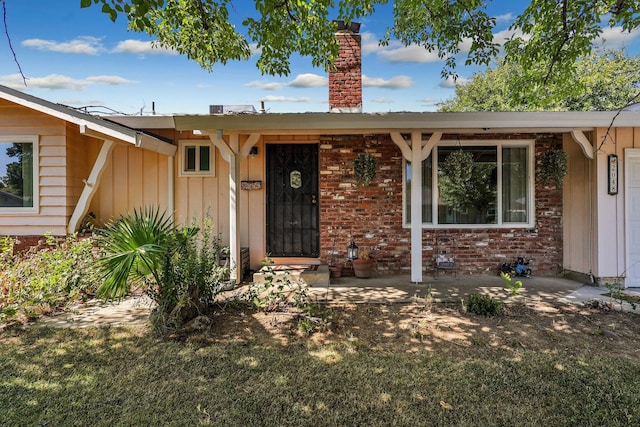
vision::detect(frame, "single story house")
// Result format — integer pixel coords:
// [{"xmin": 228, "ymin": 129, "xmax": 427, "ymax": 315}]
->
[{"xmin": 1, "ymin": 28, "xmax": 640, "ymax": 287}]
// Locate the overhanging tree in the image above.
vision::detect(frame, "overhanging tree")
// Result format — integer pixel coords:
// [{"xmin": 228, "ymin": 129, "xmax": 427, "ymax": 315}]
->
[
  {"xmin": 79, "ymin": 0, "xmax": 640, "ymax": 86},
  {"xmin": 439, "ymin": 49, "xmax": 640, "ymax": 111}
]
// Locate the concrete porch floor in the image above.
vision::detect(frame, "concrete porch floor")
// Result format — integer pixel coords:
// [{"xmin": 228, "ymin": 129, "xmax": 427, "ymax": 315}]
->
[{"xmin": 309, "ymin": 273, "xmax": 603, "ymax": 305}]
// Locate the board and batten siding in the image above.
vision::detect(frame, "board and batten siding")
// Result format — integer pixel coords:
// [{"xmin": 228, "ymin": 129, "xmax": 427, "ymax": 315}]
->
[
  {"xmin": 93, "ymin": 143, "xmax": 170, "ymax": 225},
  {"xmin": 562, "ymin": 132, "xmax": 594, "ymax": 279},
  {"xmin": 0, "ymin": 99, "xmax": 97, "ymax": 236},
  {"xmin": 594, "ymin": 127, "xmax": 640, "ymax": 281},
  {"xmin": 564, "ymin": 127, "xmax": 640, "ymax": 283}
]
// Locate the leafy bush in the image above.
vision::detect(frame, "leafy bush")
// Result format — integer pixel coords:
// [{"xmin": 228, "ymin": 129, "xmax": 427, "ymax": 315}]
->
[
  {"xmin": 244, "ymin": 258, "xmax": 309, "ymax": 312},
  {"xmin": 97, "ymin": 207, "xmax": 230, "ymax": 334},
  {"xmin": 464, "ymin": 293, "xmax": 503, "ymax": 317},
  {"xmin": 0, "ymin": 234, "xmax": 101, "ymax": 323}
]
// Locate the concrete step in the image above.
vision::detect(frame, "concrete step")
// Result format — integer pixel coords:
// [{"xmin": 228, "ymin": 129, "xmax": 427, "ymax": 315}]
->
[{"xmin": 252, "ymin": 264, "xmax": 330, "ymax": 286}]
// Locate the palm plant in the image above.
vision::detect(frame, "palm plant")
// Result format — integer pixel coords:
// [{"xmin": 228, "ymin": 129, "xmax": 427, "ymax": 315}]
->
[
  {"xmin": 96, "ymin": 207, "xmax": 227, "ymax": 332},
  {"xmin": 97, "ymin": 206, "xmax": 175, "ymax": 299}
]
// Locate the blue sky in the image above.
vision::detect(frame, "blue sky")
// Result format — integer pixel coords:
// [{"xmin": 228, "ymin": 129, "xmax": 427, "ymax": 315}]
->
[{"xmin": 1, "ymin": 1, "xmax": 639, "ymax": 115}]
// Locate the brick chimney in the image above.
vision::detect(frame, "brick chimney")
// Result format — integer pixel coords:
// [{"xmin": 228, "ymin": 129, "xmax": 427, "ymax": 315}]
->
[{"xmin": 329, "ymin": 22, "xmax": 362, "ymax": 113}]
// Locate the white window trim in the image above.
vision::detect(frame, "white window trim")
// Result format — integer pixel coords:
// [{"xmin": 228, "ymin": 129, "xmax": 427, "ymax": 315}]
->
[
  {"xmin": 178, "ymin": 140, "xmax": 215, "ymax": 177},
  {"xmin": 0, "ymin": 135, "xmax": 39, "ymax": 214},
  {"xmin": 403, "ymin": 139, "xmax": 535, "ymax": 229}
]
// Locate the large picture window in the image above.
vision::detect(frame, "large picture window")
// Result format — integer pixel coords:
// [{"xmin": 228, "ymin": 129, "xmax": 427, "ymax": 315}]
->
[
  {"xmin": 0, "ymin": 136, "xmax": 38, "ymax": 212},
  {"xmin": 405, "ymin": 140, "xmax": 534, "ymax": 228},
  {"xmin": 179, "ymin": 140, "xmax": 214, "ymax": 177}
]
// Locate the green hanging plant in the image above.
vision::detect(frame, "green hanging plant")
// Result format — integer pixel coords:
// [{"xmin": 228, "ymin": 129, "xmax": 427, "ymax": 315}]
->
[
  {"xmin": 540, "ymin": 149, "xmax": 568, "ymax": 187},
  {"xmin": 353, "ymin": 152, "xmax": 377, "ymax": 186}
]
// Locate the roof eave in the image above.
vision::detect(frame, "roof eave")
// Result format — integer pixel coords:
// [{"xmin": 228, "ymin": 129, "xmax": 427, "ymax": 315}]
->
[
  {"xmin": 173, "ymin": 111, "xmax": 640, "ymax": 134},
  {"xmin": 0, "ymin": 85, "xmax": 175, "ymax": 155}
]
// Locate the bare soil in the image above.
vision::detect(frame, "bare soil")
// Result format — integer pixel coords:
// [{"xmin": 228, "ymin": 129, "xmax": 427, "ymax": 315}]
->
[{"xmin": 189, "ymin": 297, "xmax": 640, "ymax": 362}]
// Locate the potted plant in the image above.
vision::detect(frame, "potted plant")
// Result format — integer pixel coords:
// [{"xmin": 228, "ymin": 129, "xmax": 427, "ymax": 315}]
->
[{"xmin": 352, "ymin": 248, "xmax": 374, "ymax": 278}]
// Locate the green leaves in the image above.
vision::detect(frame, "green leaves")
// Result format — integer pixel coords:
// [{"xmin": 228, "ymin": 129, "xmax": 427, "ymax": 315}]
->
[
  {"xmin": 353, "ymin": 152, "xmax": 378, "ymax": 186},
  {"xmin": 97, "ymin": 206, "xmax": 175, "ymax": 298},
  {"xmin": 440, "ymin": 50, "xmax": 640, "ymax": 112},
  {"xmin": 85, "ymin": 0, "xmax": 640, "ymax": 81}
]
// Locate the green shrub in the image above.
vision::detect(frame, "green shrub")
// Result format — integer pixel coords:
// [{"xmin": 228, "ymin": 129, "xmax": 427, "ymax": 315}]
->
[
  {"xmin": 244, "ymin": 258, "xmax": 309, "ymax": 312},
  {"xmin": 0, "ymin": 234, "xmax": 101, "ymax": 323},
  {"xmin": 97, "ymin": 207, "xmax": 230, "ymax": 334},
  {"xmin": 464, "ymin": 293, "xmax": 503, "ymax": 317}
]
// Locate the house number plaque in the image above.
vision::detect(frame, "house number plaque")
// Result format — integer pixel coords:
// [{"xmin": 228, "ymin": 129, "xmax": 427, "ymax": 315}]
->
[
  {"xmin": 290, "ymin": 170, "xmax": 302, "ymax": 189},
  {"xmin": 608, "ymin": 154, "xmax": 618, "ymax": 195}
]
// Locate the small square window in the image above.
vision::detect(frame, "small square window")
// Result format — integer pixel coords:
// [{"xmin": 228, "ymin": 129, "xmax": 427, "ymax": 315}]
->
[{"xmin": 179, "ymin": 140, "xmax": 214, "ymax": 177}]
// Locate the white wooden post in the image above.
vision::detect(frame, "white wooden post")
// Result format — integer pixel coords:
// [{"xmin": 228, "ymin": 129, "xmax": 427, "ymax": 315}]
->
[
  {"xmin": 392, "ymin": 131, "xmax": 441, "ymax": 284},
  {"xmin": 410, "ymin": 131, "xmax": 423, "ymax": 283},
  {"xmin": 228, "ymin": 133, "xmax": 241, "ymax": 284}
]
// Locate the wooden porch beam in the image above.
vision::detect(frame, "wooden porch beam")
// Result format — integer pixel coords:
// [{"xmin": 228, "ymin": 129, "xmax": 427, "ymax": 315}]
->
[
  {"xmin": 67, "ymin": 139, "xmax": 115, "ymax": 234},
  {"xmin": 570, "ymin": 130, "xmax": 595, "ymax": 160},
  {"xmin": 422, "ymin": 132, "xmax": 442, "ymax": 160},
  {"xmin": 390, "ymin": 132, "xmax": 412, "ymax": 161},
  {"xmin": 239, "ymin": 133, "xmax": 261, "ymax": 159}
]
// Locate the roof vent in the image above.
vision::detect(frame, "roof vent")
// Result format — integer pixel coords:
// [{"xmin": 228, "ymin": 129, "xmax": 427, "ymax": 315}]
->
[{"xmin": 209, "ymin": 105, "xmax": 257, "ymax": 114}]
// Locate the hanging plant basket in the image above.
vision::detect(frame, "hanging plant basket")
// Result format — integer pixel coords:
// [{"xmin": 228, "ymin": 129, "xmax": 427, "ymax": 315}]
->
[
  {"xmin": 353, "ymin": 152, "xmax": 377, "ymax": 186},
  {"xmin": 540, "ymin": 149, "xmax": 568, "ymax": 188}
]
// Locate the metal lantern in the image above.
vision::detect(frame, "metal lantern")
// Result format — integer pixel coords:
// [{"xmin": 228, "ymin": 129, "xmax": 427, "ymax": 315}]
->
[{"xmin": 347, "ymin": 239, "xmax": 359, "ymax": 260}]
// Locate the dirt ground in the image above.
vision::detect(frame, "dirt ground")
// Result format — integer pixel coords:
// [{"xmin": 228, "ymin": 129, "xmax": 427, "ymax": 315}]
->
[{"xmin": 192, "ymin": 297, "xmax": 640, "ymax": 362}]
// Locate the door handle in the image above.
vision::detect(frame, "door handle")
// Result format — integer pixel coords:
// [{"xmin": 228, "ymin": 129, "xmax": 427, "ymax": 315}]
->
[{"xmin": 311, "ymin": 195, "xmax": 317, "ymax": 205}]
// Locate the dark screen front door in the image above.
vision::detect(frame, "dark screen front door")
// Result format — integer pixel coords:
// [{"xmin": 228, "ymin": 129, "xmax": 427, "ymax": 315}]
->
[{"xmin": 266, "ymin": 144, "xmax": 319, "ymax": 257}]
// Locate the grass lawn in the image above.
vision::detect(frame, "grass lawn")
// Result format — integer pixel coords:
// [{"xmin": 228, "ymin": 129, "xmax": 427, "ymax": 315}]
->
[{"xmin": 2, "ymin": 315, "xmax": 640, "ymax": 427}]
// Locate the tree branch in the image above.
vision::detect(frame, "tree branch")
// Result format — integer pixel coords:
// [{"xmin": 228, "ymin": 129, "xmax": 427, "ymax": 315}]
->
[
  {"xmin": 2, "ymin": 0, "xmax": 26, "ymax": 86},
  {"xmin": 196, "ymin": 0, "xmax": 209, "ymax": 31},
  {"xmin": 596, "ymin": 89, "xmax": 640, "ymax": 154}
]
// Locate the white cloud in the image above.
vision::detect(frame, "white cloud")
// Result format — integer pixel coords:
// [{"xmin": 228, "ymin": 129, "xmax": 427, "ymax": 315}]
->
[
  {"xmin": 494, "ymin": 13, "xmax": 514, "ymax": 23},
  {"xmin": 363, "ymin": 75, "xmax": 414, "ymax": 89},
  {"xmin": 493, "ymin": 28, "xmax": 526, "ymax": 45},
  {"xmin": 378, "ymin": 44, "xmax": 442, "ymax": 63},
  {"xmin": 597, "ymin": 26, "xmax": 640, "ymax": 49},
  {"xmin": 249, "ymin": 43, "xmax": 261, "ymax": 56},
  {"xmin": 0, "ymin": 73, "xmax": 133, "ymax": 91},
  {"xmin": 420, "ymin": 97, "xmax": 438, "ymax": 104},
  {"xmin": 439, "ymin": 75, "xmax": 469, "ymax": 88},
  {"xmin": 370, "ymin": 97, "xmax": 394, "ymax": 103},
  {"xmin": 361, "ymin": 31, "xmax": 383, "ymax": 56},
  {"xmin": 288, "ymin": 73, "xmax": 327, "ymax": 87},
  {"xmin": 112, "ymin": 39, "xmax": 176, "ymax": 55},
  {"xmin": 260, "ymin": 95, "xmax": 310, "ymax": 103},
  {"xmin": 21, "ymin": 36, "xmax": 103, "ymax": 55},
  {"xmin": 245, "ymin": 80, "xmax": 285, "ymax": 90},
  {"xmin": 245, "ymin": 73, "xmax": 327, "ymax": 91},
  {"xmin": 85, "ymin": 75, "xmax": 134, "ymax": 85}
]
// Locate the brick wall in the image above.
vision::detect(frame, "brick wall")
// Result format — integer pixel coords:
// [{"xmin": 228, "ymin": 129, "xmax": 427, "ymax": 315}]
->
[
  {"xmin": 328, "ymin": 31, "xmax": 362, "ymax": 112},
  {"xmin": 319, "ymin": 134, "xmax": 564, "ymax": 277}
]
